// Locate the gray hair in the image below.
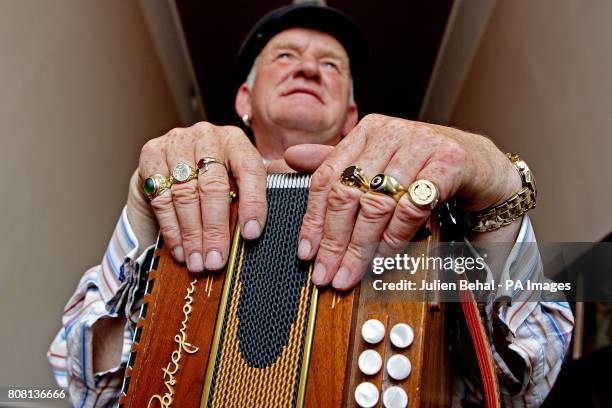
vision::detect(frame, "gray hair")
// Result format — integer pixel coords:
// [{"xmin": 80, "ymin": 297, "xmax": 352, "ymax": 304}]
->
[{"xmin": 245, "ymin": 58, "xmax": 355, "ymax": 104}]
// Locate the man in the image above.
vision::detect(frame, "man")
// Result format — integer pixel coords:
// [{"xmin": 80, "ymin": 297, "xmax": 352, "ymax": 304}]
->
[{"xmin": 48, "ymin": 4, "xmax": 573, "ymax": 407}]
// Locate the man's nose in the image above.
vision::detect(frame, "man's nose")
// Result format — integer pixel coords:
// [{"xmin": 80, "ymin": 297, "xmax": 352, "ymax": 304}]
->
[{"xmin": 297, "ymin": 57, "xmax": 320, "ymax": 80}]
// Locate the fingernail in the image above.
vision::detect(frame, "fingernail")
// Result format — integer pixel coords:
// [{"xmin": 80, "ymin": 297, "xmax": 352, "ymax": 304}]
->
[
  {"xmin": 173, "ymin": 246, "xmax": 185, "ymax": 263},
  {"xmin": 205, "ymin": 250, "xmax": 223, "ymax": 270},
  {"xmin": 297, "ymin": 239, "xmax": 312, "ymax": 260},
  {"xmin": 311, "ymin": 262, "xmax": 327, "ymax": 286},
  {"xmin": 188, "ymin": 252, "xmax": 204, "ymax": 273},
  {"xmin": 243, "ymin": 220, "xmax": 262, "ymax": 240},
  {"xmin": 332, "ymin": 266, "xmax": 350, "ymax": 289}
]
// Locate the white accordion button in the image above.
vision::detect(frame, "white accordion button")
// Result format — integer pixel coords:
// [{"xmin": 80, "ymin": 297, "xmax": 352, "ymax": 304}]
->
[
  {"xmin": 386, "ymin": 354, "xmax": 412, "ymax": 381},
  {"xmin": 361, "ymin": 319, "xmax": 385, "ymax": 344},
  {"xmin": 383, "ymin": 386, "xmax": 408, "ymax": 408},
  {"xmin": 390, "ymin": 323, "xmax": 414, "ymax": 349},
  {"xmin": 358, "ymin": 349, "xmax": 383, "ymax": 375},
  {"xmin": 355, "ymin": 382, "xmax": 380, "ymax": 408}
]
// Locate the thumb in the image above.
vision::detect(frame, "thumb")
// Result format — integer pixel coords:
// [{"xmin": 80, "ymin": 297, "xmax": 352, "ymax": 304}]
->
[
  {"xmin": 284, "ymin": 144, "xmax": 335, "ymax": 173},
  {"xmin": 265, "ymin": 159, "xmax": 295, "ymax": 173}
]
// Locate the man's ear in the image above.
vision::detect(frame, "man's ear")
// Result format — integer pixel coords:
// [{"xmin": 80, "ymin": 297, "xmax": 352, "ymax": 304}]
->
[
  {"xmin": 341, "ymin": 103, "xmax": 359, "ymax": 136},
  {"xmin": 235, "ymin": 83, "xmax": 252, "ymax": 119}
]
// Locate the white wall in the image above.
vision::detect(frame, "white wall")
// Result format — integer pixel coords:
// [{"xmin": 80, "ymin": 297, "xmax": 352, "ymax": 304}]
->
[
  {"xmin": 450, "ymin": 0, "xmax": 612, "ymax": 242},
  {"xmin": 0, "ymin": 0, "xmax": 180, "ymax": 387}
]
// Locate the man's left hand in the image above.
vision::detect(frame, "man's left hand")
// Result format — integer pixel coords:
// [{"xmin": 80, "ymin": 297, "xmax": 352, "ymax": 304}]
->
[{"xmin": 290, "ymin": 114, "xmax": 522, "ymax": 290}]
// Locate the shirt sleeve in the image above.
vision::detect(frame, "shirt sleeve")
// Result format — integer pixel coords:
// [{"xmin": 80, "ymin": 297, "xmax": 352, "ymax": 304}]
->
[
  {"xmin": 494, "ymin": 216, "xmax": 574, "ymax": 406},
  {"xmin": 47, "ymin": 206, "xmax": 155, "ymax": 407},
  {"xmin": 457, "ymin": 216, "xmax": 574, "ymax": 407}
]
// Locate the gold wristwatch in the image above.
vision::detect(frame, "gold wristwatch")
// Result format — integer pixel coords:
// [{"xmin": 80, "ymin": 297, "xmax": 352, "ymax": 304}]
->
[{"xmin": 466, "ymin": 153, "xmax": 537, "ymax": 233}]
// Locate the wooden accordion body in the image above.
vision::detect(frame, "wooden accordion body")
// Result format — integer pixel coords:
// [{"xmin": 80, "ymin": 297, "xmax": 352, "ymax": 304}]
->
[{"xmin": 118, "ymin": 173, "xmax": 451, "ymax": 408}]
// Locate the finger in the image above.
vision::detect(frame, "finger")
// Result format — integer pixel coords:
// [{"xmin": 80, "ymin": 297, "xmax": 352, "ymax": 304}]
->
[
  {"xmin": 332, "ymin": 192, "xmax": 396, "ymax": 290},
  {"xmin": 378, "ymin": 194, "xmax": 431, "ymax": 258},
  {"xmin": 284, "ymin": 144, "xmax": 335, "ymax": 172},
  {"xmin": 358, "ymin": 124, "xmax": 442, "ymax": 256},
  {"xmin": 266, "ymin": 159, "xmax": 295, "ymax": 173},
  {"xmin": 139, "ymin": 136, "xmax": 185, "ymax": 263},
  {"xmin": 194, "ymin": 127, "xmax": 230, "ymax": 271},
  {"xmin": 380, "ymin": 144, "xmax": 464, "ymax": 256},
  {"xmin": 224, "ymin": 127, "xmax": 268, "ymax": 241},
  {"xmin": 310, "ymin": 183, "xmax": 362, "ymax": 286},
  {"xmin": 311, "ymin": 119, "xmax": 403, "ymax": 284},
  {"xmin": 165, "ymin": 134, "xmax": 204, "ymax": 273},
  {"xmin": 372, "ymin": 139, "xmax": 433, "ymax": 256},
  {"xmin": 332, "ymin": 125, "xmax": 440, "ymax": 286},
  {"xmin": 297, "ymin": 116, "xmax": 384, "ymax": 262},
  {"xmin": 296, "ymin": 137, "xmax": 361, "ymax": 263}
]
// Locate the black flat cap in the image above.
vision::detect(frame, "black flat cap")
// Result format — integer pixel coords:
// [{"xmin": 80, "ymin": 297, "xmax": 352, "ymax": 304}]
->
[{"xmin": 235, "ymin": 3, "xmax": 367, "ymax": 86}]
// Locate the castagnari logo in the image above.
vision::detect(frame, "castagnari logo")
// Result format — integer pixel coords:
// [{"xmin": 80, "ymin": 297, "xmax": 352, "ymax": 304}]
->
[{"xmin": 148, "ymin": 279, "xmax": 200, "ymax": 408}]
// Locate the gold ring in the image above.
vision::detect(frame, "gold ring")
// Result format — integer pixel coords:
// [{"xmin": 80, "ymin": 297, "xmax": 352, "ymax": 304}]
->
[
  {"xmin": 143, "ymin": 174, "xmax": 172, "ymax": 200},
  {"xmin": 171, "ymin": 162, "xmax": 198, "ymax": 184},
  {"xmin": 197, "ymin": 157, "xmax": 227, "ymax": 175},
  {"xmin": 408, "ymin": 179, "xmax": 439, "ymax": 210},
  {"xmin": 369, "ymin": 173, "xmax": 407, "ymax": 201},
  {"xmin": 340, "ymin": 165, "xmax": 370, "ymax": 191}
]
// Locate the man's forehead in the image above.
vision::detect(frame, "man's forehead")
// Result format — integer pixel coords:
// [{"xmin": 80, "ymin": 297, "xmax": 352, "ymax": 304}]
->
[{"xmin": 261, "ymin": 28, "xmax": 349, "ymax": 60}]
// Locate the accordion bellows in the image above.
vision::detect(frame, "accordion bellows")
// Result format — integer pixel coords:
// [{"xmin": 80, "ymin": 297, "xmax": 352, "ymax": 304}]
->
[{"xmin": 205, "ymin": 174, "xmax": 315, "ymax": 406}]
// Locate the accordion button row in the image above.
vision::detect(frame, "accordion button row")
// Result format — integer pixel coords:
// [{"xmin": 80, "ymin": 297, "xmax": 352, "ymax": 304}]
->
[
  {"xmin": 357, "ymin": 349, "xmax": 412, "ymax": 381},
  {"xmin": 361, "ymin": 319, "xmax": 414, "ymax": 349},
  {"xmin": 355, "ymin": 382, "xmax": 409, "ymax": 408}
]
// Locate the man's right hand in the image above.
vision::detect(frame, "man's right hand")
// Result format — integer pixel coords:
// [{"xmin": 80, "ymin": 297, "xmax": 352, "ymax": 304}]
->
[{"xmin": 126, "ymin": 122, "xmax": 268, "ymax": 273}]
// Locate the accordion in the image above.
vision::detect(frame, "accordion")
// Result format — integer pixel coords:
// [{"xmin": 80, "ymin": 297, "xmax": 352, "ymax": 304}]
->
[{"xmin": 118, "ymin": 173, "xmax": 494, "ymax": 408}]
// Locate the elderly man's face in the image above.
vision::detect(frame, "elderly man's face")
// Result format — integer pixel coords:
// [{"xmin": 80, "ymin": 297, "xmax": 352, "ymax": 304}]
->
[{"xmin": 241, "ymin": 28, "xmax": 356, "ymax": 142}]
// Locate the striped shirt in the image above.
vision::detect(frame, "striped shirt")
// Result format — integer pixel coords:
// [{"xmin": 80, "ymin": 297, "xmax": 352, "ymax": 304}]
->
[
  {"xmin": 48, "ymin": 209, "xmax": 573, "ymax": 407},
  {"xmin": 48, "ymin": 207, "xmax": 153, "ymax": 407},
  {"xmin": 452, "ymin": 215, "xmax": 574, "ymax": 407}
]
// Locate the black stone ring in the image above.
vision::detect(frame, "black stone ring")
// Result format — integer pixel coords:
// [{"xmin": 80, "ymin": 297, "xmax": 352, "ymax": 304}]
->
[{"xmin": 369, "ymin": 173, "xmax": 407, "ymax": 201}]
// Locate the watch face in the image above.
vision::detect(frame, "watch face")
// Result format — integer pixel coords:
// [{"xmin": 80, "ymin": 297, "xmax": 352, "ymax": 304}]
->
[{"xmin": 518, "ymin": 159, "xmax": 537, "ymax": 196}]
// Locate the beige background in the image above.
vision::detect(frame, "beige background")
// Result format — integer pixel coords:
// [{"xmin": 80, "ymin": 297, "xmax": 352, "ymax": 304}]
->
[
  {"xmin": 0, "ymin": 0, "xmax": 610, "ymax": 395},
  {"xmin": 450, "ymin": 0, "xmax": 612, "ymax": 242},
  {"xmin": 0, "ymin": 0, "xmax": 179, "ymax": 389}
]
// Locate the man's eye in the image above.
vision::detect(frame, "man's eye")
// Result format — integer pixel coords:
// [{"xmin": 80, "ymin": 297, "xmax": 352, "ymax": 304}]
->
[
  {"xmin": 323, "ymin": 61, "xmax": 339, "ymax": 71},
  {"xmin": 277, "ymin": 52, "xmax": 292, "ymax": 60}
]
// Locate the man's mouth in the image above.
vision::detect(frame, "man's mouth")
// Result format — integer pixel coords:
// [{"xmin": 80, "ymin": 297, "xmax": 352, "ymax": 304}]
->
[{"xmin": 282, "ymin": 87, "xmax": 323, "ymax": 103}]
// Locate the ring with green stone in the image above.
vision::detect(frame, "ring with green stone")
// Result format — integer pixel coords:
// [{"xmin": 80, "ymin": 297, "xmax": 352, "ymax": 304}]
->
[{"xmin": 143, "ymin": 174, "xmax": 172, "ymax": 200}]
